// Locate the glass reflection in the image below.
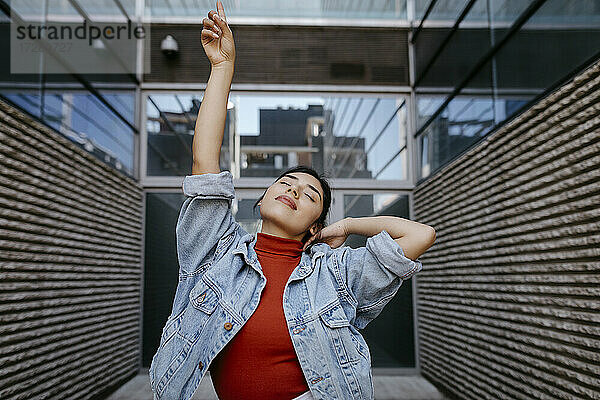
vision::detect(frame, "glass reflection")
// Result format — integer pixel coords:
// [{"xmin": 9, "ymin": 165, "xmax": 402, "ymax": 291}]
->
[
  {"xmin": 2, "ymin": 89, "xmax": 136, "ymax": 175},
  {"xmin": 415, "ymin": 0, "xmax": 600, "ymax": 180},
  {"xmin": 146, "ymin": 93, "xmax": 409, "ymax": 181},
  {"xmin": 417, "ymin": 94, "xmax": 530, "ymax": 180}
]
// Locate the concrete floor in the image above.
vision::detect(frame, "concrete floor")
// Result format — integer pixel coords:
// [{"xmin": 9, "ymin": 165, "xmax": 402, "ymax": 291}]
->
[{"xmin": 106, "ymin": 368, "xmax": 449, "ymax": 400}]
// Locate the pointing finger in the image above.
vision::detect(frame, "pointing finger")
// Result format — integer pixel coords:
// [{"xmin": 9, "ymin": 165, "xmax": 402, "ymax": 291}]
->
[{"xmin": 217, "ymin": 0, "xmax": 226, "ymax": 22}]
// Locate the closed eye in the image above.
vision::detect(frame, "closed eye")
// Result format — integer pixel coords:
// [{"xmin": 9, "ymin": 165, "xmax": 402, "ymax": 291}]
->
[{"xmin": 280, "ymin": 181, "xmax": 315, "ymax": 202}]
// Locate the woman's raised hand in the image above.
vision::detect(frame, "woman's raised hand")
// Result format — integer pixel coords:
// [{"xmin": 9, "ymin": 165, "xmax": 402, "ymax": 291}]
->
[
  {"xmin": 302, "ymin": 219, "xmax": 350, "ymax": 251},
  {"xmin": 201, "ymin": 1, "xmax": 235, "ymax": 68}
]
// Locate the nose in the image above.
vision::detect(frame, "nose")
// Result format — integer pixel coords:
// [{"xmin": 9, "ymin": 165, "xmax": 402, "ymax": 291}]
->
[{"xmin": 287, "ymin": 185, "xmax": 299, "ymax": 199}]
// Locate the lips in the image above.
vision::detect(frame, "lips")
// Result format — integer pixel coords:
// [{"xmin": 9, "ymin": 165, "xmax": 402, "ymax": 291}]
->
[{"xmin": 276, "ymin": 195, "xmax": 297, "ymax": 210}]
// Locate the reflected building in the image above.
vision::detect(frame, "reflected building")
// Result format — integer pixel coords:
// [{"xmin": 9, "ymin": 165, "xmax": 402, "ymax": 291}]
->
[
  {"xmin": 146, "ymin": 98, "xmax": 235, "ymax": 176},
  {"xmin": 148, "ymin": 99, "xmax": 374, "ymax": 179},
  {"xmin": 239, "ymin": 104, "xmax": 371, "ymax": 178}
]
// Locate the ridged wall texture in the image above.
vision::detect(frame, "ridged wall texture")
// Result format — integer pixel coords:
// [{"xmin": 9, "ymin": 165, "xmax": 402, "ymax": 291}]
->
[
  {"xmin": 0, "ymin": 98, "xmax": 144, "ymax": 399},
  {"xmin": 413, "ymin": 60, "xmax": 600, "ymax": 400}
]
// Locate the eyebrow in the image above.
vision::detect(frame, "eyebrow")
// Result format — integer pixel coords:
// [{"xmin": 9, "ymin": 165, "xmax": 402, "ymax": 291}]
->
[{"xmin": 281, "ymin": 174, "xmax": 322, "ymax": 202}]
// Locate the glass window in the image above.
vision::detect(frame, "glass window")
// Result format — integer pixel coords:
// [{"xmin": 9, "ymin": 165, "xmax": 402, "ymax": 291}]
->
[
  {"xmin": 0, "ymin": 4, "xmax": 137, "ymax": 177},
  {"xmin": 0, "ymin": 85, "xmax": 136, "ymax": 176},
  {"xmin": 145, "ymin": 93, "xmax": 409, "ymax": 181},
  {"xmin": 415, "ymin": 0, "xmax": 538, "ymax": 22},
  {"xmin": 12, "ymin": 0, "xmax": 134, "ymax": 19},
  {"xmin": 415, "ymin": 0, "xmax": 600, "ymax": 180},
  {"xmin": 148, "ymin": 0, "xmax": 407, "ymax": 20},
  {"xmin": 146, "ymin": 94, "xmax": 208, "ymax": 177},
  {"xmin": 417, "ymin": 94, "xmax": 493, "ymax": 180},
  {"xmin": 415, "ymin": 0, "xmax": 474, "ymax": 22},
  {"xmin": 44, "ymin": 86, "xmax": 135, "ymax": 175},
  {"xmin": 495, "ymin": 0, "xmax": 600, "ymax": 95},
  {"xmin": 414, "ymin": 2, "xmax": 493, "ymax": 89},
  {"xmin": 417, "ymin": 93, "xmax": 541, "ymax": 181},
  {"xmin": 343, "ymin": 192, "xmax": 415, "ymax": 368}
]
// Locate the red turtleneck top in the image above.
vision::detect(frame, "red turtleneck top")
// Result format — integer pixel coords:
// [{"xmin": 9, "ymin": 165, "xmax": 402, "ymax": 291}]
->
[{"xmin": 209, "ymin": 232, "xmax": 310, "ymax": 400}]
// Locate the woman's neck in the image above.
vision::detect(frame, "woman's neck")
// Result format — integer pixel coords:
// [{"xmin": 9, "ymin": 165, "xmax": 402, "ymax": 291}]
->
[{"xmin": 259, "ymin": 220, "xmax": 305, "ymax": 242}]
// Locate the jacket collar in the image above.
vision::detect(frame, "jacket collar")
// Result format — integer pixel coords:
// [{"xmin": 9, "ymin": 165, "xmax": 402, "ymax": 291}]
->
[{"xmin": 232, "ymin": 231, "xmax": 327, "ymax": 279}]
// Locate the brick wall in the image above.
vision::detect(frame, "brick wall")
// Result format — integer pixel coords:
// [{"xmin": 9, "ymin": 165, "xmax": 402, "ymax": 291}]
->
[
  {"xmin": 0, "ymin": 98, "xmax": 144, "ymax": 399},
  {"xmin": 413, "ymin": 60, "xmax": 600, "ymax": 399}
]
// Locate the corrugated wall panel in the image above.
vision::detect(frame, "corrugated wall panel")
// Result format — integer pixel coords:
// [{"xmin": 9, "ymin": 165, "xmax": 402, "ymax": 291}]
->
[
  {"xmin": 0, "ymin": 98, "xmax": 144, "ymax": 400},
  {"xmin": 413, "ymin": 59, "xmax": 600, "ymax": 400}
]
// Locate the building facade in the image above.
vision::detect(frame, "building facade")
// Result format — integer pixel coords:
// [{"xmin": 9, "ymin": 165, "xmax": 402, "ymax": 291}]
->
[{"xmin": 0, "ymin": 0, "xmax": 598, "ymax": 398}]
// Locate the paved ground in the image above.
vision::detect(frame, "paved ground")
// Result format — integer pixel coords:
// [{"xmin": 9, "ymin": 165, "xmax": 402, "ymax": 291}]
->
[{"xmin": 106, "ymin": 368, "xmax": 449, "ymax": 400}]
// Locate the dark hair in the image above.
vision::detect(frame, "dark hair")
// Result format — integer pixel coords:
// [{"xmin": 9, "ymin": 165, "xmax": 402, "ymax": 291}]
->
[{"xmin": 253, "ymin": 165, "xmax": 332, "ymax": 246}]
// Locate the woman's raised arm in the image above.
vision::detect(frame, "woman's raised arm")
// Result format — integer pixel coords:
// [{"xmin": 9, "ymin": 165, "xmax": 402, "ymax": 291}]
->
[
  {"xmin": 192, "ymin": 1, "xmax": 236, "ymax": 175},
  {"xmin": 303, "ymin": 216, "xmax": 435, "ymax": 261}
]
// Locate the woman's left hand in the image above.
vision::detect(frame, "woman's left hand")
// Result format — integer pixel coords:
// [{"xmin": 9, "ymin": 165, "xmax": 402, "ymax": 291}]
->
[{"xmin": 303, "ymin": 218, "xmax": 350, "ymax": 251}]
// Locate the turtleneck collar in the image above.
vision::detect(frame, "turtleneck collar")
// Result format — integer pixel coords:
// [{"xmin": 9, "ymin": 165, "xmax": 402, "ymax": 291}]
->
[{"xmin": 255, "ymin": 232, "xmax": 304, "ymax": 258}]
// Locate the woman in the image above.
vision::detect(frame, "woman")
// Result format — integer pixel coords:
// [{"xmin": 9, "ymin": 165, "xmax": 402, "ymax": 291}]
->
[{"xmin": 149, "ymin": 2, "xmax": 436, "ymax": 400}]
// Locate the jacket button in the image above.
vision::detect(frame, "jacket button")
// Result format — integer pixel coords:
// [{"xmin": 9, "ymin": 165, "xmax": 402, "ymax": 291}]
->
[
  {"xmin": 199, "ymin": 361, "xmax": 204, "ymax": 370},
  {"xmin": 224, "ymin": 322, "xmax": 233, "ymax": 330}
]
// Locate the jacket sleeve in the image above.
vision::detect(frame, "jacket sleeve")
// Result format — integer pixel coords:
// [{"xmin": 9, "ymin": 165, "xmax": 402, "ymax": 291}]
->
[
  {"xmin": 336, "ymin": 229, "xmax": 423, "ymax": 330},
  {"xmin": 176, "ymin": 170, "xmax": 238, "ymax": 277}
]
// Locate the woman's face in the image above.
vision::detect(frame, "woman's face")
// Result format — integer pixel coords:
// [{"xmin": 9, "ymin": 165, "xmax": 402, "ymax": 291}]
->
[{"xmin": 259, "ymin": 172, "xmax": 324, "ymax": 240}]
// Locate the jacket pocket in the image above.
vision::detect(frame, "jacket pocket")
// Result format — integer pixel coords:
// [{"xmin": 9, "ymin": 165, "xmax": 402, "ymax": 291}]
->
[
  {"xmin": 319, "ymin": 301, "xmax": 361, "ymax": 366},
  {"xmin": 189, "ymin": 278, "xmax": 220, "ymax": 314},
  {"xmin": 174, "ymin": 278, "xmax": 221, "ymax": 341}
]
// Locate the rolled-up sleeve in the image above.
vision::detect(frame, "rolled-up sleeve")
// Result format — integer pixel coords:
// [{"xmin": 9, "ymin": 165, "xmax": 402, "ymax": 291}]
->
[
  {"xmin": 176, "ymin": 171, "xmax": 238, "ymax": 276},
  {"xmin": 336, "ymin": 229, "xmax": 423, "ymax": 330}
]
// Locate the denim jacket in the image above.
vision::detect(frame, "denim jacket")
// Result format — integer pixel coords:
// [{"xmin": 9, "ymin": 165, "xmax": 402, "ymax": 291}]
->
[{"xmin": 149, "ymin": 171, "xmax": 423, "ymax": 400}]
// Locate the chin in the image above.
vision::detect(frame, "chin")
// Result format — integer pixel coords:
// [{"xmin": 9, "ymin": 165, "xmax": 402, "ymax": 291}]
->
[{"xmin": 262, "ymin": 214, "xmax": 304, "ymax": 235}]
